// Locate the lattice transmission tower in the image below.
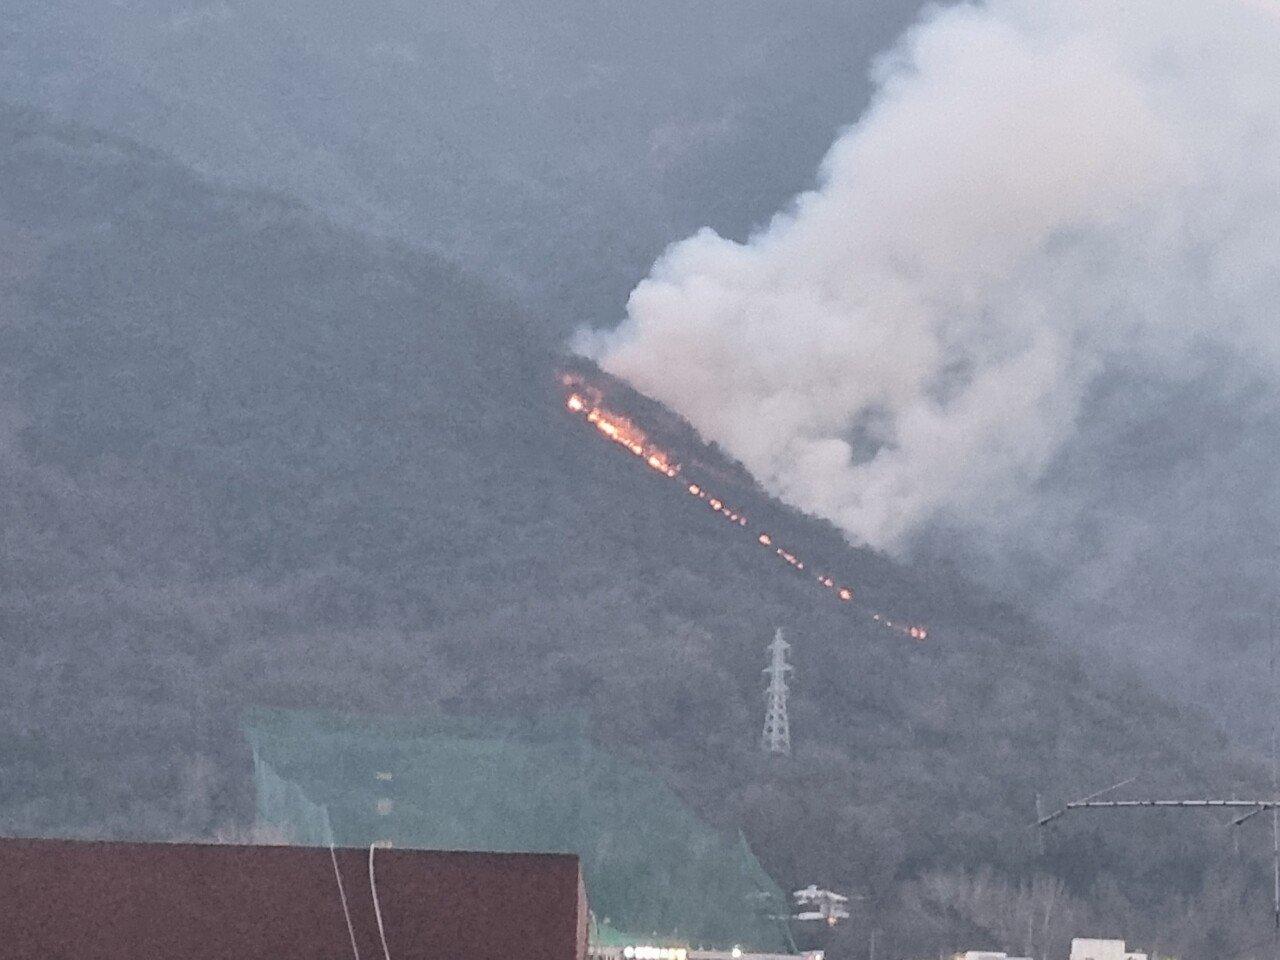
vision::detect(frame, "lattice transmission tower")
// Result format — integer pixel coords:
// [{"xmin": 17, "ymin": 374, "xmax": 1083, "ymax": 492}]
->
[{"xmin": 761, "ymin": 628, "xmax": 793, "ymax": 756}]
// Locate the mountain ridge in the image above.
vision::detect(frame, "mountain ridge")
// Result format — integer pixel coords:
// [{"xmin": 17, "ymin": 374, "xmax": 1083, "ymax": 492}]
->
[{"xmin": 0, "ymin": 101, "xmax": 1270, "ymax": 959}]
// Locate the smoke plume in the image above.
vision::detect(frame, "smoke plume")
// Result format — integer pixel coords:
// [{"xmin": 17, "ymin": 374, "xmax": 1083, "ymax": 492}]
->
[{"xmin": 581, "ymin": 0, "xmax": 1280, "ymax": 716}]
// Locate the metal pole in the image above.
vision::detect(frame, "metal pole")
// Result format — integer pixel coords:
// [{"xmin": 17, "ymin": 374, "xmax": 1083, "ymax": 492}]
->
[
  {"xmin": 1035, "ymin": 600, "xmax": 1280, "ymax": 950},
  {"xmin": 1272, "ymin": 803, "xmax": 1278, "ymax": 931},
  {"xmin": 1271, "ymin": 607, "xmax": 1279, "ymax": 955}
]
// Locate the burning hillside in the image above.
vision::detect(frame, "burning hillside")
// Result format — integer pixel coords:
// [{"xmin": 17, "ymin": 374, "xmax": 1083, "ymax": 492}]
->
[
  {"xmin": 563, "ymin": 380, "xmax": 680, "ymax": 479},
  {"xmin": 560, "ymin": 373, "xmax": 928, "ymax": 641}
]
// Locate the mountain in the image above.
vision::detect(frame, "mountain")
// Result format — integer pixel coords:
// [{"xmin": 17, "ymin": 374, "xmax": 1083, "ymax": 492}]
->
[
  {"xmin": 0, "ymin": 0, "xmax": 927, "ymax": 328},
  {"xmin": 11, "ymin": 0, "xmax": 1275, "ymax": 763},
  {"xmin": 0, "ymin": 103, "xmax": 1273, "ymax": 958}
]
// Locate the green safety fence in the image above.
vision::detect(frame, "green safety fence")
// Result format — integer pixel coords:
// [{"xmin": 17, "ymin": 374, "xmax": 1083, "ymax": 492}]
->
[{"xmin": 244, "ymin": 708, "xmax": 793, "ymax": 952}]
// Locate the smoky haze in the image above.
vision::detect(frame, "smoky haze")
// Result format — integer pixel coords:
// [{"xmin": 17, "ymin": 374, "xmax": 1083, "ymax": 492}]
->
[
  {"xmin": 583, "ymin": 0, "xmax": 1280, "ymax": 730},
  {"xmin": 5, "ymin": 0, "xmax": 1280, "ymax": 955},
  {"xmin": 0, "ymin": 0, "xmax": 924, "ymax": 328}
]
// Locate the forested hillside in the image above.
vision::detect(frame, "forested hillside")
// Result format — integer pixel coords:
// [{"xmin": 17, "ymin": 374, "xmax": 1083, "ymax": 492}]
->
[
  {"xmin": 0, "ymin": 0, "xmax": 925, "ymax": 327},
  {"xmin": 7, "ymin": 0, "xmax": 1277, "ymax": 763},
  {"xmin": 0, "ymin": 105, "xmax": 1271, "ymax": 958}
]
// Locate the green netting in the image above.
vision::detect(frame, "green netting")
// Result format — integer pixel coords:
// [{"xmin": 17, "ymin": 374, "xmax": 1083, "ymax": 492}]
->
[
  {"xmin": 250, "ymin": 742, "xmax": 336, "ymax": 846},
  {"xmin": 244, "ymin": 708, "xmax": 793, "ymax": 952}
]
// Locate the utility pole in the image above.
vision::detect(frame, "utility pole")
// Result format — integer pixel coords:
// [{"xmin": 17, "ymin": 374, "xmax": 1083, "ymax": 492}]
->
[
  {"xmin": 1038, "ymin": 792, "xmax": 1280, "ymax": 939},
  {"xmin": 761, "ymin": 628, "xmax": 792, "ymax": 756},
  {"xmin": 1266, "ymin": 603, "xmax": 1280, "ymax": 960},
  {"xmin": 1037, "ymin": 606, "xmax": 1280, "ymax": 950}
]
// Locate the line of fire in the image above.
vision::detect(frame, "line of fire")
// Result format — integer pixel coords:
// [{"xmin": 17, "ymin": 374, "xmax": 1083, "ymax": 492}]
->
[{"xmin": 559, "ymin": 372, "xmax": 928, "ymax": 642}]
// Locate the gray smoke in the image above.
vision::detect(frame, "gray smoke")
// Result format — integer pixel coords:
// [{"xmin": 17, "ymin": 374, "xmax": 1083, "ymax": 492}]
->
[{"xmin": 581, "ymin": 0, "xmax": 1280, "ymax": 725}]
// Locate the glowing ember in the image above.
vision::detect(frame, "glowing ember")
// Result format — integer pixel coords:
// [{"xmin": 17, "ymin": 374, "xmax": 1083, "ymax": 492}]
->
[
  {"xmin": 561, "ymin": 374, "xmax": 930, "ymax": 642},
  {"xmin": 564, "ymin": 390, "xmax": 681, "ymax": 479}
]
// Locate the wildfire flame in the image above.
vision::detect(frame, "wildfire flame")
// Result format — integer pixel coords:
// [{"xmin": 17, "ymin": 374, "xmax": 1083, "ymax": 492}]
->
[
  {"xmin": 565, "ymin": 386, "xmax": 680, "ymax": 479},
  {"xmin": 561, "ymin": 374, "xmax": 928, "ymax": 641}
]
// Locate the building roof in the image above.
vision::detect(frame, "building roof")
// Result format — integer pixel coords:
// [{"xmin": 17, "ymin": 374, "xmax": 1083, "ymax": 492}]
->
[{"xmin": 0, "ymin": 837, "xmax": 588, "ymax": 960}]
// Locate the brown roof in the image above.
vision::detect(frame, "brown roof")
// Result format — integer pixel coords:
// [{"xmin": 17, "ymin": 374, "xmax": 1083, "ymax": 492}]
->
[{"xmin": 0, "ymin": 837, "xmax": 589, "ymax": 960}]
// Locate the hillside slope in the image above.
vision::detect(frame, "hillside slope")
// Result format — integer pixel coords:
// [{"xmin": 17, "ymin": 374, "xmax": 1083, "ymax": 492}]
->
[
  {"xmin": 0, "ymin": 0, "xmax": 926, "ymax": 326},
  {"xmin": 0, "ymin": 105, "xmax": 1270, "ymax": 958}
]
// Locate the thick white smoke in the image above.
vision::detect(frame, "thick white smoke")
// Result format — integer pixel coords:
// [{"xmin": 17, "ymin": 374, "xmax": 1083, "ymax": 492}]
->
[{"xmin": 580, "ymin": 0, "xmax": 1280, "ymax": 559}]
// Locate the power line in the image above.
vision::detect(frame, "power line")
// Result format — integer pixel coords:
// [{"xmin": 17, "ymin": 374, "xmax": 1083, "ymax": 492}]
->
[{"xmin": 1036, "ymin": 606, "xmax": 1280, "ymax": 951}]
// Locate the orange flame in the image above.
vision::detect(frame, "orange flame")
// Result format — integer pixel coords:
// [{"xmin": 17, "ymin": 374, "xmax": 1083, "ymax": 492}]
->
[
  {"xmin": 561, "ymin": 375, "xmax": 930, "ymax": 642},
  {"xmin": 565, "ymin": 392, "xmax": 681, "ymax": 478}
]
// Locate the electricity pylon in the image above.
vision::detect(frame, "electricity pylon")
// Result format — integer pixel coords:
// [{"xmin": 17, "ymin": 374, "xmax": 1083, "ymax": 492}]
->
[{"xmin": 761, "ymin": 628, "xmax": 792, "ymax": 756}]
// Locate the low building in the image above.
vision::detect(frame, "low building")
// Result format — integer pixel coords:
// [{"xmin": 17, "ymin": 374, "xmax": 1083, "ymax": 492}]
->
[
  {"xmin": 1070, "ymin": 939, "xmax": 1147, "ymax": 960},
  {"xmin": 0, "ymin": 836, "xmax": 589, "ymax": 960}
]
